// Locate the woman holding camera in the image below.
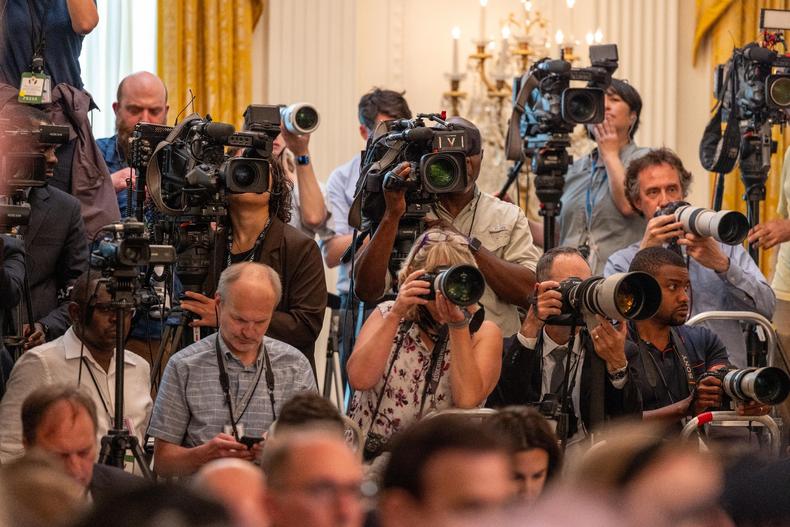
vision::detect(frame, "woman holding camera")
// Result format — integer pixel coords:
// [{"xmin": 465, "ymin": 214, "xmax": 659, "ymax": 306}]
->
[{"xmin": 347, "ymin": 228, "xmax": 503, "ymax": 460}]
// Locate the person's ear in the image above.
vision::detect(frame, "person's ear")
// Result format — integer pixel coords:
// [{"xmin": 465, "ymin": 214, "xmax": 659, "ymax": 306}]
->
[
  {"xmin": 359, "ymin": 124, "xmax": 369, "ymax": 141},
  {"xmin": 67, "ymin": 301, "xmax": 79, "ymax": 325}
]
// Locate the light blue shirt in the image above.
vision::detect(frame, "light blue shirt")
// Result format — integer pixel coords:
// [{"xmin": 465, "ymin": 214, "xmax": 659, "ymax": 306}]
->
[
  {"xmin": 605, "ymin": 242, "xmax": 776, "ymax": 367},
  {"xmin": 323, "ymin": 153, "xmax": 361, "ymax": 295}
]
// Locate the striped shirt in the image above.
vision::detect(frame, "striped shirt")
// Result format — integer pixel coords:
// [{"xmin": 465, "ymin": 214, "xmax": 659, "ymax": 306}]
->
[{"xmin": 148, "ymin": 332, "xmax": 316, "ymax": 446}]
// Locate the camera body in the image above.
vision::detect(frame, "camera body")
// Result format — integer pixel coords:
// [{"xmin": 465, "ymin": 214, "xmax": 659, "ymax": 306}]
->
[
  {"xmin": 0, "ymin": 121, "xmax": 69, "ymax": 230},
  {"xmin": 416, "ymin": 265, "xmax": 486, "ymax": 307},
  {"xmin": 655, "ymin": 200, "xmax": 750, "ymax": 245},
  {"xmin": 356, "ymin": 113, "xmax": 470, "ymax": 275},
  {"xmin": 514, "ymin": 44, "xmax": 618, "ymax": 152},
  {"xmin": 698, "ymin": 366, "xmax": 790, "ymax": 407},
  {"xmin": 545, "ymin": 272, "xmax": 662, "ymax": 327}
]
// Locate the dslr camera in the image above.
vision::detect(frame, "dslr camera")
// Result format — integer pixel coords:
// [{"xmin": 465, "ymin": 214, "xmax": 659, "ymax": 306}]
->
[
  {"xmin": 546, "ymin": 272, "xmax": 662, "ymax": 327},
  {"xmin": 655, "ymin": 201, "xmax": 749, "ymax": 245},
  {"xmin": 0, "ymin": 121, "xmax": 69, "ymax": 230},
  {"xmin": 698, "ymin": 366, "xmax": 790, "ymax": 407},
  {"xmin": 417, "ymin": 265, "xmax": 485, "ymax": 307}
]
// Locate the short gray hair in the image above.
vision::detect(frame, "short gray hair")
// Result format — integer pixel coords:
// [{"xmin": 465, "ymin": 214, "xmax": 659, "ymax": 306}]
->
[{"xmin": 216, "ymin": 262, "xmax": 282, "ymax": 306}]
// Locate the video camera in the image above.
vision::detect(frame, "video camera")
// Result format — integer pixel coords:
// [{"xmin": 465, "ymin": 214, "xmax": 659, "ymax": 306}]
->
[
  {"xmin": 655, "ymin": 201, "xmax": 750, "ymax": 246},
  {"xmin": 698, "ymin": 366, "xmax": 790, "ymax": 407},
  {"xmin": 546, "ymin": 272, "xmax": 662, "ymax": 328},
  {"xmin": 353, "ymin": 113, "xmax": 469, "ymax": 275},
  {"xmin": 505, "ymin": 44, "xmax": 618, "ymax": 249},
  {"xmin": 0, "ymin": 121, "xmax": 69, "ymax": 230}
]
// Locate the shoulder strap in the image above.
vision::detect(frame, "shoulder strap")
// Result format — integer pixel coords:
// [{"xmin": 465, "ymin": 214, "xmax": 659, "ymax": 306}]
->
[{"xmin": 364, "ymin": 320, "xmax": 413, "ymax": 435}]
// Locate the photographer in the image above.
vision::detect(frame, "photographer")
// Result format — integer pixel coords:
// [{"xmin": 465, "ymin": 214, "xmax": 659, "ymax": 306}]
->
[
  {"xmin": 0, "ymin": 235, "xmax": 25, "ymax": 396},
  {"xmin": 347, "ymin": 228, "xmax": 502, "ymax": 460},
  {"xmin": 487, "ymin": 247, "xmax": 642, "ymax": 443},
  {"xmin": 605, "ymin": 148, "xmax": 775, "ymax": 367},
  {"xmin": 625, "ymin": 247, "xmax": 769, "ymax": 421},
  {"xmin": 353, "ymin": 117, "xmax": 540, "ymax": 338},
  {"xmin": 178, "ymin": 151, "xmax": 326, "ymax": 367},
  {"xmin": 0, "ymin": 103, "xmax": 87, "ymax": 353},
  {"xmin": 558, "ymin": 79, "xmax": 648, "ymax": 274}
]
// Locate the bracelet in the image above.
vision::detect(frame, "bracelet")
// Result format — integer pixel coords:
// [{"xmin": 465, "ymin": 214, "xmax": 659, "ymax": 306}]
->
[
  {"xmin": 446, "ymin": 310, "xmax": 472, "ymax": 329},
  {"xmin": 607, "ymin": 365, "xmax": 628, "ymax": 381}
]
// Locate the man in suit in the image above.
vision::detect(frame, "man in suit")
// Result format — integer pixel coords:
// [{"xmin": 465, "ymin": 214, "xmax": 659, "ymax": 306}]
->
[
  {"xmin": 0, "ymin": 103, "xmax": 88, "ymax": 358},
  {"xmin": 0, "ymin": 235, "xmax": 25, "ymax": 395},
  {"xmin": 487, "ymin": 247, "xmax": 642, "ymax": 444},
  {"xmin": 19, "ymin": 384, "xmax": 144, "ymax": 502}
]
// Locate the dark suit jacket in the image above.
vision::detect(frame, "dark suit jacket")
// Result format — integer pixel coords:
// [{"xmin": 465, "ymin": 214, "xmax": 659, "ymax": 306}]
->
[
  {"xmin": 487, "ymin": 330, "xmax": 642, "ymax": 432},
  {"xmin": 23, "ymin": 185, "xmax": 88, "ymax": 340},
  {"xmin": 90, "ymin": 463, "xmax": 147, "ymax": 503},
  {"xmin": 208, "ymin": 216, "xmax": 327, "ymax": 368},
  {"xmin": 0, "ymin": 235, "xmax": 25, "ymax": 395}
]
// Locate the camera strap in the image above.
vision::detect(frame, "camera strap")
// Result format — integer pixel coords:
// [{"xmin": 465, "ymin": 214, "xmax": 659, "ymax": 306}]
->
[
  {"xmin": 699, "ymin": 60, "xmax": 740, "ymax": 174},
  {"xmin": 418, "ymin": 326, "xmax": 450, "ymax": 417},
  {"xmin": 363, "ymin": 319, "xmax": 412, "ymax": 439},
  {"xmin": 214, "ymin": 333, "xmax": 275, "ymax": 441},
  {"xmin": 505, "ymin": 71, "xmax": 539, "ymax": 160},
  {"xmin": 633, "ymin": 326, "xmax": 696, "ymax": 404}
]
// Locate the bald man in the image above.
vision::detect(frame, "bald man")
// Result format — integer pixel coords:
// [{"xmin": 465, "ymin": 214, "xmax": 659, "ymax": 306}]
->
[
  {"xmin": 96, "ymin": 71, "xmax": 169, "ymax": 215},
  {"xmin": 193, "ymin": 458, "xmax": 269, "ymax": 527}
]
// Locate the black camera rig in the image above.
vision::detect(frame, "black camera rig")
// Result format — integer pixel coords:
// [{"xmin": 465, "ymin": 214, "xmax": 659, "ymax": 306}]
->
[{"xmin": 505, "ymin": 44, "xmax": 619, "ymax": 250}]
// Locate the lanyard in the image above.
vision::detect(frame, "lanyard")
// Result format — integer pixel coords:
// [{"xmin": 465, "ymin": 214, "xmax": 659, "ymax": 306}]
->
[
  {"xmin": 226, "ymin": 217, "xmax": 272, "ymax": 267},
  {"xmin": 584, "ymin": 154, "xmax": 607, "ymax": 232},
  {"xmin": 81, "ymin": 357, "xmax": 113, "ymax": 421},
  {"xmin": 26, "ymin": 0, "xmax": 52, "ymax": 61},
  {"xmin": 214, "ymin": 334, "xmax": 275, "ymax": 441}
]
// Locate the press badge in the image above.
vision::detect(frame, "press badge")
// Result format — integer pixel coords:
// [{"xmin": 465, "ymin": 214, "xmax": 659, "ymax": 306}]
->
[{"xmin": 18, "ymin": 72, "xmax": 50, "ymax": 104}]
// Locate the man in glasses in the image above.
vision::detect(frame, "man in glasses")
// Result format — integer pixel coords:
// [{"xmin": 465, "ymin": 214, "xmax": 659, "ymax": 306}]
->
[{"xmin": 0, "ymin": 270, "xmax": 152, "ymax": 463}]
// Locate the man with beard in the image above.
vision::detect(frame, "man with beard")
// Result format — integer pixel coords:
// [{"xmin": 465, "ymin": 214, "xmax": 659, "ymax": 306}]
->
[
  {"xmin": 626, "ymin": 247, "xmax": 768, "ymax": 422},
  {"xmin": 96, "ymin": 71, "xmax": 169, "ymax": 215},
  {"xmin": 0, "ymin": 271, "xmax": 152, "ymax": 463}
]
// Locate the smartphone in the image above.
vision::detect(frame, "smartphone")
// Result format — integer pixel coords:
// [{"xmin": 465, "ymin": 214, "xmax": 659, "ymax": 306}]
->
[{"xmin": 239, "ymin": 435, "xmax": 264, "ymax": 448}]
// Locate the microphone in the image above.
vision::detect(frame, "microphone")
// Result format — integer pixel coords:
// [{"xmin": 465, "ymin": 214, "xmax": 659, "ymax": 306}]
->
[
  {"xmin": 192, "ymin": 120, "xmax": 235, "ymax": 142},
  {"xmin": 743, "ymin": 43, "xmax": 776, "ymax": 64},
  {"xmin": 537, "ymin": 60, "xmax": 572, "ymax": 74},
  {"xmin": 390, "ymin": 127, "xmax": 434, "ymax": 142}
]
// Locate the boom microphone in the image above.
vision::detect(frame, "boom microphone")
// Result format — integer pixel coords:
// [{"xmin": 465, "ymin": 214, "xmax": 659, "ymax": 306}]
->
[{"xmin": 390, "ymin": 127, "xmax": 434, "ymax": 142}]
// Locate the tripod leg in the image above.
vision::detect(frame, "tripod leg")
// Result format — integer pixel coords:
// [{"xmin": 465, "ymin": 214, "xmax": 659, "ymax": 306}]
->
[
  {"xmin": 129, "ymin": 437, "xmax": 154, "ymax": 480},
  {"xmin": 332, "ymin": 350, "xmax": 344, "ymax": 411}
]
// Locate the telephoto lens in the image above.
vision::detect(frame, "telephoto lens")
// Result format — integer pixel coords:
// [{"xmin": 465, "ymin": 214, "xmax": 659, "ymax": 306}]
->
[
  {"xmin": 674, "ymin": 205, "xmax": 749, "ymax": 245},
  {"xmin": 722, "ymin": 367, "xmax": 790, "ymax": 405},
  {"xmin": 419, "ymin": 152, "xmax": 467, "ymax": 194},
  {"xmin": 280, "ymin": 103, "xmax": 320, "ymax": 135},
  {"xmin": 418, "ymin": 265, "xmax": 486, "ymax": 307}
]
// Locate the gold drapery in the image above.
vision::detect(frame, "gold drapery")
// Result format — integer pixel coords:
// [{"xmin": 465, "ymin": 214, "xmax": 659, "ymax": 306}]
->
[
  {"xmin": 157, "ymin": 0, "xmax": 264, "ymax": 130},
  {"xmin": 694, "ymin": 0, "xmax": 790, "ymax": 276}
]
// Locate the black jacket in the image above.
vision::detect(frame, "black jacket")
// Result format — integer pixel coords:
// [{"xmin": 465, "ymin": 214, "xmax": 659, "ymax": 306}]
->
[
  {"xmin": 90, "ymin": 463, "xmax": 147, "ymax": 503},
  {"xmin": 487, "ymin": 329, "xmax": 642, "ymax": 432},
  {"xmin": 23, "ymin": 185, "xmax": 88, "ymax": 340},
  {"xmin": 0, "ymin": 235, "xmax": 25, "ymax": 395}
]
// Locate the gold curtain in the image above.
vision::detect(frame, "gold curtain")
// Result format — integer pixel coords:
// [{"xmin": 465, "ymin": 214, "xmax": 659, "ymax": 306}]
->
[
  {"xmin": 694, "ymin": 0, "xmax": 790, "ymax": 277},
  {"xmin": 157, "ymin": 0, "xmax": 264, "ymax": 130}
]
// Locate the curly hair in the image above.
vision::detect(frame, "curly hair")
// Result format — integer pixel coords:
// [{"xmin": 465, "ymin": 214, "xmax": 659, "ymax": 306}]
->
[
  {"xmin": 624, "ymin": 147, "xmax": 693, "ymax": 217},
  {"xmin": 268, "ymin": 153, "xmax": 294, "ymax": 224}
]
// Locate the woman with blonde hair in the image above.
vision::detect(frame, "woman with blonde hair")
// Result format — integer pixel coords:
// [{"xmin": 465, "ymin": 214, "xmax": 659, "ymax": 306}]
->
[{"xmin": 347, "ymin": 228, "xmax": 503, "ymax": 460}]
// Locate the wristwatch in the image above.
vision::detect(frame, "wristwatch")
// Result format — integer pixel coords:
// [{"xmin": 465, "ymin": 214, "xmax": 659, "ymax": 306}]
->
[
  {"xmin": 607, "ymin": 365, "xmax": 628, "ymax": 382},
  {"xmin": 467, "ymin": 236, "xmax": 482, "ymax": 253},
  {"xmin": 295, "ymin": 154, "xmax": 310, "ymax": 166},
  {"xmin": 447, "ymin": 309, "xmax": 472, "ymax": 329}
]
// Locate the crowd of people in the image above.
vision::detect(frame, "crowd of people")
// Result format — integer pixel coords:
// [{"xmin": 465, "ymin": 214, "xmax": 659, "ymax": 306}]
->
[{"xmin": 1, "ymin": 2, "xmax": 790, "ymax": 526}]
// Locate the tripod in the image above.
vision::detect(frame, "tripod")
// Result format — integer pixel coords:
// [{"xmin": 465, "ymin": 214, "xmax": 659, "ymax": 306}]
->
[
  {"xmin": 322, "ymin": 293, "xmax": 345, "ymax": 408},
  {"xmin": 531, "ymin": 135, "xmax": 572, "ymax": 252},
  {"xmin": 96, "ymin": 294, "xmax": 153, "ymax": 479}
]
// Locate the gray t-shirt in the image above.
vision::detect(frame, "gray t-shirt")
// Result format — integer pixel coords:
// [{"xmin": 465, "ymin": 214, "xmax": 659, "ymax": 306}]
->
[{"xmin": 558, "ymin": 143, "xmax": 648, "ymax": 274}]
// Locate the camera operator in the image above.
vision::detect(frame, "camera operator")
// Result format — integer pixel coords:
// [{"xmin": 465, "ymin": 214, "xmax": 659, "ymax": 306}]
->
[
  {"xmin": 0, "ymin": 103, "xmax": 87, "ymax": 355},
  {"xmin": 487, "ymin": 247, "xmax": 642, "ymax": 444},
  {"xmin": 625, "ymin": 247, "xmax": 769, "ymax": 422},
  {"xmin": 605, "ymin": 148, "xmax": 775, "ymax": 367},
  {"xmin": 347, "ymin": 228, "xmax": 502, "ymax": 461},
  {"xmin": 178, "ymin": 151, "xmax": 326, "ymax": 368},
  {"xmin": 96, "ymin": 71, "xmax": 169, "ymax": 214},
  {"xmin": 148, "ymin": 263, "xmax": 316, "ymax": 478},
  {"xmin": 0, "ymin": 270, "xmax": 152, "ymax": 463},
  {"xmin": 558, "ymin": 79, "xmax": 648, "ymax": 274},
  {"xmin": 0, "ymin": 235, "xmax": 25, "ymax": 396},
  {"xmin": 353, "ymin": 116, "xmax": 540, "ymax": 338}
]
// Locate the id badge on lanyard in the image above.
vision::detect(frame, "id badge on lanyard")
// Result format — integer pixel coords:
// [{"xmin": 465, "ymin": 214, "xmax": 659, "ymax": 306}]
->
[
  {"xmin": 580, "ymin": 159, "xmax": 605, "ymax": 270},
  {"xmin": 19, "ymin": 0, "xmax": 52, "ymax": 104}
]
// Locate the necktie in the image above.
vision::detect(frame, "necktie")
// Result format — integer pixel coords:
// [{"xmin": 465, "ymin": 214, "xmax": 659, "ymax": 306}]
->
[{"xmin": 549, "ymin": 346, "xmax": 570, "ymax": 394}]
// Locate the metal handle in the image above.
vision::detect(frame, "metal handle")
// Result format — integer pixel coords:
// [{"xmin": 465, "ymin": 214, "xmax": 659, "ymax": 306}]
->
[
  {"xmin": 681, "ymin": 410, "xmax": 782, "ymax": 456},
  {"xmin": 422, "ymin": 408, "xmax": 499, "ymax": 421},
  {"xmin": 686, "ymin": 311, "xmax": 777, "ymax": 366}
]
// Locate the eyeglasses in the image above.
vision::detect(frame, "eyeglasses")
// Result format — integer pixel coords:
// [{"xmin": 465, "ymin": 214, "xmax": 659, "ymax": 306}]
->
[{"xmin": 412, "ymin": 230, "xmax": 469, "ymax": 255}]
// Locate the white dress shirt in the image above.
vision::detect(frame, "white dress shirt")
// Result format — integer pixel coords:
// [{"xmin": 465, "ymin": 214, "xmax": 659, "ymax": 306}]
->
[{"xmin": 0, "ymin": 327, "xmax": 152, "ymax": 463}]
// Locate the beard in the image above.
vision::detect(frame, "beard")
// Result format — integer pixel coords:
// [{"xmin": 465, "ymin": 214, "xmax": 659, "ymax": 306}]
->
[{"xmin": 115, "ymin": 114, "xmax": 135, "ymax": 159}]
